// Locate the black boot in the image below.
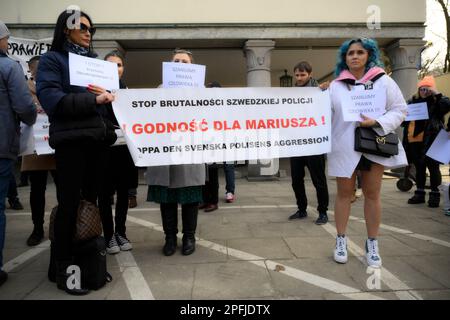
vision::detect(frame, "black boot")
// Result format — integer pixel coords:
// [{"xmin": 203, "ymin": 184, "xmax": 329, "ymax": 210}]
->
[
  {"xmin": 408, "ymin": 190, "xmax": 425, "ymax": 204},
  {"xmin": 160, "ymin": 203, "xmax": 178, "ymax": 256},
  {"xmin": 163, "ymin": 235, "xmax": 177, "ymax": 256},
  {"xmin": 182, "ymin": 234, "xmax": 196, "ymax": 255},
  {"xmin": 428, "ymin": 191, "xmax": 440, "ymax": 208},
  {"xmin": 181, "ymin": 203, "xmax": 198, "ymax": 256},
  {"xmin": 27, "ymin": 225, "xmax": 44, "ymax": 246},
  {"xmin": 56, "ymin": 260, "xmax": 90, "ymax": 295}
]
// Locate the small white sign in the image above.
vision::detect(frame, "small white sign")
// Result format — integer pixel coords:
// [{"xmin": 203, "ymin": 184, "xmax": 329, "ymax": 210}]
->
[
  {"xmin": 113, "ymin": 128, "xmax": 127, "ymax": 146},
  {"xmin": 405, "ymin": 102, "xmax": 429, "ymax": 121},
  {"xmin": 162, "ymin": 62, "xmax": 206, "ymax": 88},
  {"xmin": 69, "ymin": 52, "xmax": 119, "ymax": 90},
  {"xmin": 341, "ymin": 88, "xmax": 386, "ymax": 122},
  {"xmin": 34, "ymin": 114, "xmax": 54, "ymax": 155},
  {"xmin": 426, "ymin": 129, "xmax": 450, "ymax": 164}
]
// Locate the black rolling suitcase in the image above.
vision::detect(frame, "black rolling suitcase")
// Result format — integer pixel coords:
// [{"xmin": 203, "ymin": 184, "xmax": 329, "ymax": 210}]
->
[{"xmin": 73, "ymin": 236, "xmax": 112, "ymax": 290}]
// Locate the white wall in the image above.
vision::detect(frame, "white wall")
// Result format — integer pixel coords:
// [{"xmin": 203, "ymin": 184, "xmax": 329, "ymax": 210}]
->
[
  {"xmin": 122, "ymin": 48, "xmax": 337, "ymax": 88},
  {"xmin": 1, "ymin": 0, "xmax": 425, "ymax": 24}
]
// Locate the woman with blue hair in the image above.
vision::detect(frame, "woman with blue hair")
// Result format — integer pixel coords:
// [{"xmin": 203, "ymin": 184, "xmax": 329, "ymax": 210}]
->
[{"xmin": 328, "ymin": 38, "xmax": 407, "ymax": 268}]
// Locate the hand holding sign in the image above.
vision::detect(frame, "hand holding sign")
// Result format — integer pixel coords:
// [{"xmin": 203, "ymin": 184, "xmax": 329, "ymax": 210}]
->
[
  {"xmin": 87, "ymin": 84, "xmax": 107, "ymax": 95},
  {"xmin": 96, "ymin": 92, "xmax": 115, "ymax": 104},
  {"xmin": 405, "ymin": 102, "xmax": 429, "ymax": 121},
  {"xmin": 359, "ymin": 114, "xmax": 378, "ymax": 127}
]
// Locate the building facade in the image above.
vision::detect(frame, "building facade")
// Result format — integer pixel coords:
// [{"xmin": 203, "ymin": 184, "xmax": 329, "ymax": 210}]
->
[{"xmin": 1, "ymin": 0, "xmax": 427, "ymax": 177}]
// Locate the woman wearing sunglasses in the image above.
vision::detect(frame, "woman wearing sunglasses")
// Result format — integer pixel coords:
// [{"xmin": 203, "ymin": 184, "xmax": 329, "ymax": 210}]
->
[
  {"xmin": 36, "ymin": 10, "xmax": 116, "ymax": 295},
  {"xmin": 402, "ymin": 76, "xmax": 450, "ymax": 208}
]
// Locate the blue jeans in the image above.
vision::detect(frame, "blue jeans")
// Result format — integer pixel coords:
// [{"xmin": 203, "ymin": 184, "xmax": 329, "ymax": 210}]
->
[
  {"xmin": 223, "ymin": 163, "xmax": 235, "ymax": 194},
  {"xmin": 0, "ymin": 158, "xmax": 13, "ymax": 269}
]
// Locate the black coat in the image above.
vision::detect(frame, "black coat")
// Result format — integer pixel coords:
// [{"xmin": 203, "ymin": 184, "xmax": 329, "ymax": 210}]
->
[
  {"xmin": 36, "ymin": 50, "xmax": 116, "ymax": 149},
  {"xmin": 402, "ymin": 93, "xmax": 450, "ymax": 156}
]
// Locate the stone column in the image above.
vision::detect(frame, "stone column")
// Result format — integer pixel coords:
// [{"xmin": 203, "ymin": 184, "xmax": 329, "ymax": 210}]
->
[
  {"xmin": 386, "ymin": 39, "xmax": 425, "ymax": 141},
  {"xmin": 386, "ymin": 39, "xmax": 425, "ymax": 100},
  {"xmin": 243, "ymin": 40, "xmax": 278, "ymax": 181}
]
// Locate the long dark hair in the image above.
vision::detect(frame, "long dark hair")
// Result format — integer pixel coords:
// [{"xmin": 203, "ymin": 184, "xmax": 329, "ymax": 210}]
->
[
  {"xmin": 104, "ymin": 50, "xmax": 125, "ymax": 65},
  {"xmin": 50, "ymin": 10, "xmax": 94, "ymax": 53}
]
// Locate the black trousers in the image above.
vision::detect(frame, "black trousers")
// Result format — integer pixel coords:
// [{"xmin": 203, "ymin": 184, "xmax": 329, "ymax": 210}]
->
[
  {"xmin": 98, "ymin": 146, "xmax": 137, "ymax": 241},
  {"xmin": 290, "ymin": 154, "xmax": 329, "ymax": 213},
  {"xmin": 28, "ymin": 170, "xmax": 57, "ymax": 227},
  {"xmin": 415, "ymin": 157, "xmax": 441, "ymax": 191},
  {"xmin": 408, "ymin": 142, "xmax": 442, "ymax": 191},
  {"xmin": 54, "ymin": 142, "xmax": 108, "ymax": 262},
  {"xmin": 7, "ymin": 173, "xmax": 18, "ymax": 201},
  {"xmin": 160, "ymin": 202, "xmax": 198, "ymax": 237},
  {"xmin": 203, "ymin": 165, "xmax": 219, "ymax": 205}
]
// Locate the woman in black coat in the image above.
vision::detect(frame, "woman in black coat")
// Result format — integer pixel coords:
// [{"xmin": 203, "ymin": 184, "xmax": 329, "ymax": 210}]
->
[
  {"xmin": 36, "ymin": 10, "xmax": 116, "ymax": 295},
  {"xmin": 402, "ymin": 76, "xmax": 450, "ymax": 208}
]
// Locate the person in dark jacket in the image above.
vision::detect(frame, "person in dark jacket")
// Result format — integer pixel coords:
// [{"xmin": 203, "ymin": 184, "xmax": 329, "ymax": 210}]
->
[
  {"xmin": 0, "ymin": 20, "xmax": 37, "ymax": 287},
  {"xmin": 22, "ymin": 56, "xmax": 58, "ymax": 247},
  {"xmin": 36, "ymin": 10, "xmax": 116, "ymax": 295},
  {"xmin": 288, "ymin": 61, "xmax": 329, "ymax": 225},
  {"xmin": 89, "ymin": 50, "xmax": 137, "ymax": 254},
  {"xmin": 402, "ymin": 76, "xmax": 450, "ymax": 208}
]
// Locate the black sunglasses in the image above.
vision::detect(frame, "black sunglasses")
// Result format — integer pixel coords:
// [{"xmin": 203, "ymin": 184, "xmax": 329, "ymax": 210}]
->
[{"xmin": 79, "ymin": 23, "xmax": 96, "ymax": 35}]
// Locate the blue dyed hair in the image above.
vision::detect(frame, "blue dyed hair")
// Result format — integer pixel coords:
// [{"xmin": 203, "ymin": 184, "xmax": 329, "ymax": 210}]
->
[{"xmin": 334, "ymin": 38, "xmax": 384, "ymax": 77}]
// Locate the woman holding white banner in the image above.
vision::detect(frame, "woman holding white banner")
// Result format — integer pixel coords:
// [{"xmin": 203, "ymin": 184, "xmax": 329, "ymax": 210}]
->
[
  {"xmin": 146, "ymin": 49, "xmax": 206, "ymax": 256},
  {"xmin": 328, "ymin": 38, "xmax": 407, "ymax": 268},
  {"xmin": 402, "ymin": 76, "xmax": 450, "ymax": 208},
  {"xmin": 36, "ymin": 10, "xmax": 117, "ymax": 295}
]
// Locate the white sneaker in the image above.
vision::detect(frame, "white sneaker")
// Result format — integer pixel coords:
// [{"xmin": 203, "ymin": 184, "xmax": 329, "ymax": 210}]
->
[
  {"xmin": 225, "ymin": 192, "xmax": 235, "ymax": 203},
  {"xmin": 115, "ymin": 233, "xmax": 132, "ymax": 251},
  {"xmin": 106, "ymin": 236, "xmax": 120, "ymax": 254},
  {"xmin": 355, "ymin": 188, "xmax": 363, "ymax": 198},
  {"xmin": 366, "ymin": 239, "xmax": 382, "ymax": 268},
  {"xmin": 334, "ymin": 236, "xmax": 348, "ymax": 264}
]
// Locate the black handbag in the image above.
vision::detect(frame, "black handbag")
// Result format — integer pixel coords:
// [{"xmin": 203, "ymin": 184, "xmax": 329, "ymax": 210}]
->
[
  {"xmin": 354, "ymin": 127, "xmax": 399, "ymax": 158},
  {"xmin": 74, "ymin": 236, "xmax": 112, "ymax": 290}
]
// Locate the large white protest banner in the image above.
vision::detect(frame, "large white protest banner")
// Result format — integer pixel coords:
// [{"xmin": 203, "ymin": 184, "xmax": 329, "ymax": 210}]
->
[
  {"xmin": 341, "ymin": 88, "xmax": 386, "ymax": 122},
  {"xmin": 69, "ymin": 53, "xmax": 120, "ymax": 90},
  {"xmin": 8, "ymin": 37, "xmax": 52, "ymax": 75},
  {"xmin": 19, "ymin": 114, "xmax": 54, "ymax": 156},
  {"xmin": 112, "ymin": 87, "xmax": 331, "ymax": 167}
]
